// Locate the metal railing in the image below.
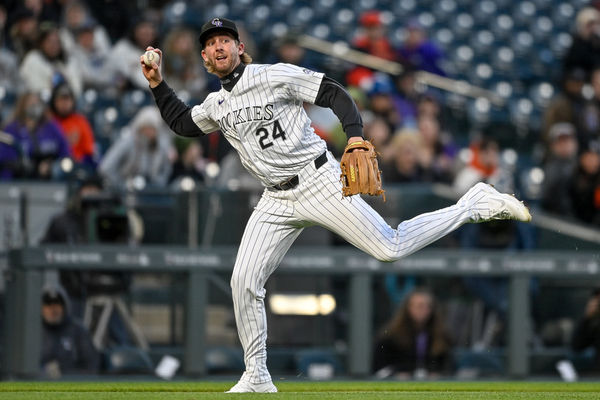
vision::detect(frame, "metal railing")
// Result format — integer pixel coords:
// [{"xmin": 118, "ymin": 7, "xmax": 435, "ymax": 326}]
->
[{"xmin": 3, "ymin": 245, "xmax": 599, "ymax": 378}]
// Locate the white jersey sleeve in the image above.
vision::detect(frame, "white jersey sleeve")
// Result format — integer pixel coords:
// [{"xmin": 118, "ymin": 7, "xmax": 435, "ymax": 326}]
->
[
  {"xmin": 190, "ymin": 93, "xmax": 221, "ymax": 133},
  {"xmin": 268, "ymin": 63, "xmax": 324, "ymax": 104}
]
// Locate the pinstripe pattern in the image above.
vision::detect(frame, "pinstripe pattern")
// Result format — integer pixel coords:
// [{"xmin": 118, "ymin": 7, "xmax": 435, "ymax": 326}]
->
[
  {"xmin": 231, "ymin": 152, "xmax": 473, "ymax": 384},
  {"xmin": 195, "ymin": 63, "xmax": 487, "ymax": 388}
]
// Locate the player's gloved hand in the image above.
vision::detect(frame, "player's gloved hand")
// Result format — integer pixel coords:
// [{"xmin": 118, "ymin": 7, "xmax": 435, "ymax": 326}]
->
[
  {"xmin": 140, "ymin": 46, "xmax": 163, "ymax": 88},
  {"xmin": 339, "ymin": 139, "xmax": 385, "ymax": 200}
]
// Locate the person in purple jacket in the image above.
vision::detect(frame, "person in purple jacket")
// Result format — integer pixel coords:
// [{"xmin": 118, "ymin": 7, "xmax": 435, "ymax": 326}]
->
[
  {"xmin": 398, "ymin": 20, "xmax": 446, "ymax": 77},
  {"xmin": 0, "ymin": 91, "xmax": 71, "ymax": 180}
]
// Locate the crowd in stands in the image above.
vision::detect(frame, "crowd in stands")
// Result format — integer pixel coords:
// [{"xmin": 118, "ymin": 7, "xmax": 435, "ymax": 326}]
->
[
  {"xmin": 1, "ymin": 0, "xmax": 600, "ymax": 379},
  {"xmin": 0, "ymin": 1, "xmax": 599, "ymax": 228}
]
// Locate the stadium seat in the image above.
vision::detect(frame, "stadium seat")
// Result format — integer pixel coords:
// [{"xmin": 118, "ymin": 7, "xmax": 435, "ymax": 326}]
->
[
  {"xmin": 352, "ymin": 0, "xmax": 379, "ymax": 13},
  {"xmin": 528, "ymin": 81, "xmax": 555, "ymax": 110},
  {"xmin": 549, "ymin": 32, "xmax": 573, "ymax": 58},
  {"xmin": 510, "ymin": 31, "xmax": 534, "ymax": 57},
  {"xmin": 287, "ymin": 6, "xmax": 316, "ymax": 31},
  {"xmin": 329, "ymin": 8, "xmax": 356, "ymax": 38},
  {"xmin": 491, "ymin": 46, "xmax": 516, "ymax": 74},
  {"xmin": 469, "ymin": 29, "xmax": 495, "ymax": 58},
  {"xmin": 433, "ymin": 28, "xmax": 455, "ymax": 52},
  {"xmin": 308, "ymin": 23, "xmax": 332, "ymax": 40},
  {"xmin": 243, "ymin": 5, "xmax": 271, "ymax": 34},
  {"xmin": 451, "ymin": 45, "xmax": 475, "ymax": 75},
  {"xmin": 432, "ymin": 0, "xmax": 457, "ymax": 24},
  {"xmin": 416, "ymin": 11, "xmax": 436, "ymax": 30},
  {"xmin": 229, "ymin": 0, "xmax": 255, "ymax": 21},
  {"xmin": 392, "ymin": 0, "xmax": 417, "ymax": 19},
  {"xmin": 450, "ymin": 12, "xmax": 475, "ymax": 41},
  {"xmin": 121, "ymin": 90, "xmax": 151, "ymax": 119},
  {"xmin": 471, "ymin": 62, "xmax": 494, "ymax": 87},
  {"xmin": 312, "ymin": 0, "xmax": 337, "ymax": 19},
  {"xmin": 261, "ymin": 22, "xmax": 290, "ymax": 43},
  {"xmin": 467, "ymin": 97, "xmax": 492, "ymax": 125},
  {"xmin": 551, "ymin": 3, "xmax": 575, "ymax": 30},
  {"xmin": 531, "ymin": 16, "xmax": 554, "ymax": 43},
  {"xmin": 490, "ymin": 81, "xmax": 514, "ymax": 101},
  {"xmin": 471, "ymin": 0, "xmax": 497, "ymax": 27},
  {"xmin": 272, "ymin": 0, "xmax": 295, "ymax": 17},
  {"xmin": 512, "ymin": 1, "xmax": 538, "ymax": 28},
  {"xmin": 509, "ymin": 97, "xmax": 535, "ymax": 126},
  {"xmin": 489, "ymin": 14, "xmax": 515, "ymax": 42}
]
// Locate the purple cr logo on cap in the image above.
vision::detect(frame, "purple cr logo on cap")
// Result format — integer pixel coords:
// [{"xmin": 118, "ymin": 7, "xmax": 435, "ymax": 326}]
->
[{"xmin": 212, "ymin": 18, "xmax": 223, "ymax": 27}]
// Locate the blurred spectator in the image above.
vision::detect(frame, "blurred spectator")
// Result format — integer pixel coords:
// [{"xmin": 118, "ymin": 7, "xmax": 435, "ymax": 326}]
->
[
  {"xmin": 540, "ymin": 122, "xmax": 578, "ymax": 216},
  {"xmin": 542, "ymin": 68, "xmax": 587, "ymax": 151},
  {"xmin": 416, "ymin": 116, "xmax": 456, "ymax": 184},
  {"xmin": 352, "ymin": 10, "xmax": 397, "ymax": 61},
  {"xmin": 7, "ymin": 7, "xmax": 39, "ymax": 61},
  {"xmin": 269, "ymin": 34, "xmax": 314, "ymax": 69},
  {"xmin": 373, "ymin": 288, "xmax": 452, "ymax": 379},
  {"xmin": 109, "ymin": 17, "xmax": 159, "ymax": 91},
  {"xmin": 382, "ymin": 130, "xmax": 426, "ymax": 183},
  {"xmin": 161, "ymin": 26, "xmax": 207, "ymax": 100},
  {"xmin": 391, "ymin": 68, "xmax": 421, "ymax": 129},
  {"xmin": 83, "ymin": 0, "xmax": 136, "ymax": 43},
  {"xmin": 578, "ymin": 66, "xmax": 600, "ymax": 150},
  {"xmin": 368, "ymin": 76, "xmax": 402, "ymax": 130},
  {"xmin": 41, "ymin": 176, "xmax": 136, "ymax": 347},
  {"xmin": 59, "ymin": 1, "xmax": 111, "ymax": 58},
  {"xmin": 0, "ymin": 91, "xmax": 70, "ymax": 180},
  {"xmin": 0, "ymin": 5, "xmax": 19, "ymax": 95},
  {"xmin": 99, "ymin": 106, "xmax": 173, "ymax": 190},
  {"xmin": 364, "ymin": 117, "xmax": 393, "ymax": 162},
  {"xmin": 19, "ymin": 22, "xmax": 83, "ymax": 96},
  {"xmin": 169, "ymin": 137, "xmax": 206, "ymax": 185},
  {"xmin": 569, "ymin": 144, "xmax": 600, "ymax": 226},
  {"xmin": 453, "ymin": 137, "xmax": 510, "ymax": 195},
  {"xmin": 571, "ymin": 288, "xmax": 600, "ymax": 372},
  {"xmin": 49, "ymin": 82, "xmax": 97, "ymax": 168},
  {"xmin": 453, "ymin": 137, "xmax": 521, "ymax": 249},
  {"xmin": 59, "ymin": 2, "xmax": 114, "ymax": 91},
  {"xmin": 41, "ymin": 284, "xmax": 100, "ymax": 379},
  {"xmin": 417, "ymin": 94, "xmax": 442, "ymax": 121},
  {"xmin": 398, "ymin": 19, "xmax": 446, "ymax": 76},
  {"xmin": 563, "ymin": 7, "xmax": 600, "ymax": 79},
  {"xmin": 66, "ymin": 19, "xmax": 115, "ymax": 91}
]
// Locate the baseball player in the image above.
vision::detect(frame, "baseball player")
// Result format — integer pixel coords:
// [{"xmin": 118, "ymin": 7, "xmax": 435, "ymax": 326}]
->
[{"xmin": 140, "ymin": 17, "xmax": 531, "ymax": 393}]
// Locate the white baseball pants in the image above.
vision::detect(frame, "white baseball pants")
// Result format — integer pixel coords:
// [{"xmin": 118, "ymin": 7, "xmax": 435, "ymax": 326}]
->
[{"xmin": 230, "ymin": 152, "xmax": 473, "ymax": 383}]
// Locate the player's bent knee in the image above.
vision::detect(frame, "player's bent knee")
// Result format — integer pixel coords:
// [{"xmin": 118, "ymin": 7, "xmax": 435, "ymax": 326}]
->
[{"xmin": 370, "ymin": 249, "xmax": 399, "ymax": 263}]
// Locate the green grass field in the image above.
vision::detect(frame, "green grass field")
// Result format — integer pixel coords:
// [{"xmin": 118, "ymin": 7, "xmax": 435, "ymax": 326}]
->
[{"xmin": 1, "ymin": 381, "xmax": 600, "ymax": 399}]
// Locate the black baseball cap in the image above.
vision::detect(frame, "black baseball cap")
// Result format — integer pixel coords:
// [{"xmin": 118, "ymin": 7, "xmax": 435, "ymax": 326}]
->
[
  {"xmin": 42, "ymin": 289, "xmax": 65, "ymax": 305},
  {"xmin": 199, "ymin": 17, "xmax": 239, "ymax": 48}
]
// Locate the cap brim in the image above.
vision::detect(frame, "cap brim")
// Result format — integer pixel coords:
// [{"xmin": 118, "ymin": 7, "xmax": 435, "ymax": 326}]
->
[{"xmin": 199, "ymin": 28, "xmax": 239, "ymax": 48}]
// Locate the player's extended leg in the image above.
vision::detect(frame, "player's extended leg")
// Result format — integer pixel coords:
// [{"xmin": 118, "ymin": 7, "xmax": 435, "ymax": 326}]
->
[
  {"xmin": 294, "ymin": 158, "xmax": 530, "ymax": 262},
  {"xmin": 227, "ymin": 192, "xmax": 303, "ymax": 393}
]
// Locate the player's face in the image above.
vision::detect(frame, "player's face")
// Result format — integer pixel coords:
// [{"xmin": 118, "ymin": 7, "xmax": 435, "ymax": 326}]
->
[{"xmin": 202, "ymin": 33, "xmax": 244, "ymax": 77}]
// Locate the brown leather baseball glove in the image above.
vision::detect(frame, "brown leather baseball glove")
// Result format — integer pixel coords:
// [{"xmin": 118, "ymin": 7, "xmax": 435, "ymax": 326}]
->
[{"xmin": 340, "ymin": 140, "xmax": 385, "ymax": 200}]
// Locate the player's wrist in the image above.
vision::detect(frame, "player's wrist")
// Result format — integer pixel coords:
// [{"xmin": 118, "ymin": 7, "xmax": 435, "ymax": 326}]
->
[{"xmin": 149, "ymin": 78, "xmax": 163, "ymax": 89}]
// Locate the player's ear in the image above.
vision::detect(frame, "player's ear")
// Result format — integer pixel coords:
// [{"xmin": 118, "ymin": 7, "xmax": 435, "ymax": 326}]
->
[
  {"xmin": 237, "ymin": 41, "xmax": 245, "ymax": 55},
  {"xmin": 201, "ymin": 49, "xmax": 208, "ymax": 62}
]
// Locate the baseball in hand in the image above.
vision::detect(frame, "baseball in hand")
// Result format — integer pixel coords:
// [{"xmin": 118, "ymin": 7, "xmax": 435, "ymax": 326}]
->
[{"xmin": 143, "ymin": 50, "xmax": 160, "ymax": 67}]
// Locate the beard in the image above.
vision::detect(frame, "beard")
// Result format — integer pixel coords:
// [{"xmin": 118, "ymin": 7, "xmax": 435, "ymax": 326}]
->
[{"xmin": 204, "ymin": 54, "xmax": 238, "ymax": 76}]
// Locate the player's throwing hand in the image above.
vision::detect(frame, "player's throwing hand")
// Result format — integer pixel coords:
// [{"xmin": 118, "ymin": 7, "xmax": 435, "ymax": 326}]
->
[{"xmin": 140, "ymin": 46, "xmax": 163, "ymax": 88}]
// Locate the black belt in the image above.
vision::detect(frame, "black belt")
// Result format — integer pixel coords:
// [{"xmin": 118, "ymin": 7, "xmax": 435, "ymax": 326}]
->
[{"xmin": 270, "ymin": 152, "xmax": 327, "ymax": 191}]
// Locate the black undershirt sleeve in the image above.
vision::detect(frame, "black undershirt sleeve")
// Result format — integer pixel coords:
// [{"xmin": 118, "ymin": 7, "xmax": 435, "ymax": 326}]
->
[
  {"xmin": 314, "ymin": 76, "xmax": 364, "ymax": 139},
  {"xmin": 150, "ymin": 80, "xmax": 204, "ymax": 137}
]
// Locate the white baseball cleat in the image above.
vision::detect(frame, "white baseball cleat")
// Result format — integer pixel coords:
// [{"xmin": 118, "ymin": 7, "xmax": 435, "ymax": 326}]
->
[
  {"xmin": 225, "ymin": 380, "xmax": 278, "ymax": 393},
  {"xmin": 459, "ymin": 182, "xmax": 532, "ymax": 223}
]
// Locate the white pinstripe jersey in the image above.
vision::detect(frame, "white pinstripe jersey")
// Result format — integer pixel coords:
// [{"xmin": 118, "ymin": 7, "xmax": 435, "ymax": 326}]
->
[{"xmin": 190, "ymin": 63, "xmax": 328, "ymax": 187}]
